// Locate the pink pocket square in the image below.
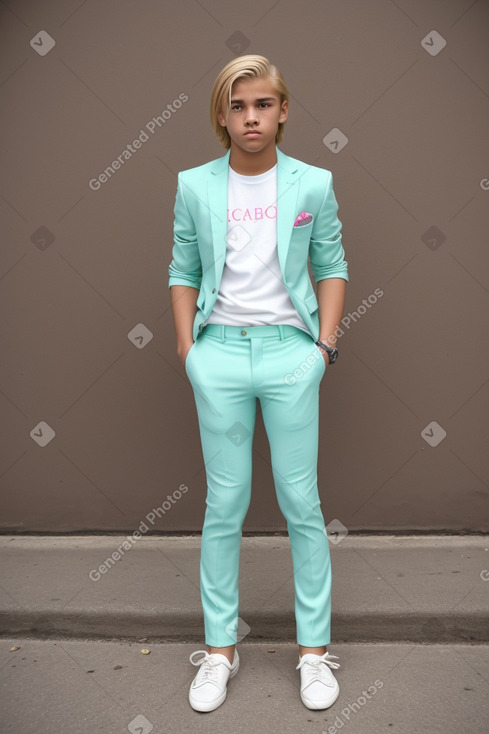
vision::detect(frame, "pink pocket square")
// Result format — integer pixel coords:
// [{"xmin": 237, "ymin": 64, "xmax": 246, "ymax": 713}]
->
[{"xmin": 293, "ymin": 211, "xmax": 313, "ymax": 227}]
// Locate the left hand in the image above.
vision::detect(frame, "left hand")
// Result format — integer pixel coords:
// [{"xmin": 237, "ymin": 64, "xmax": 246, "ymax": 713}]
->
[{"xmin": 317, "ymin": 344, "xmax": 330, "ymax": 366}]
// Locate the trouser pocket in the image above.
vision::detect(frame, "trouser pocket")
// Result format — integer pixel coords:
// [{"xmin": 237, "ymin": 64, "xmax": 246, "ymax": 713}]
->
[{"xmin": 184, "ymin": 340, "xmax": 197, "ymax": 376}]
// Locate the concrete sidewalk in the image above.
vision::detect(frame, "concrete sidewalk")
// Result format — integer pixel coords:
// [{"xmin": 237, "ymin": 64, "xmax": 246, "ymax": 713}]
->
[
  {"xmin": 0, "ymin": 534, "xmax": 488, "ymax": 642},
  {"xmin": 2, "ymin": 639, "xmax": 488, "ymax": 734},
  {"xmin": 1, "ymin": 535, "xmax": 488, "ymax": 733}
]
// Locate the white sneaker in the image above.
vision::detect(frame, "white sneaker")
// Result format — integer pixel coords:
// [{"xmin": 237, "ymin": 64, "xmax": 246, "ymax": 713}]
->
[
  {"xmin": 296, "ymin": 651, "xmax": 340, "ymax": 710},
  {"xmin": 188, "ymin": 649, "xmax": 239, "ymax": 712}
]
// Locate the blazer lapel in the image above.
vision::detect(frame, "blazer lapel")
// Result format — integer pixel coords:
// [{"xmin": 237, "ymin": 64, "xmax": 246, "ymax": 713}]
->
[
  {"xmin": 276, "ymin": 147, "xmax": 301, "ymax": 276},
  {"xmin": 206, "ymin": 146, "xmax": 300, "ymax": 286},
  {"xmin": 207, "ymin": 149, "xmax": 230, "ymax": 288}
]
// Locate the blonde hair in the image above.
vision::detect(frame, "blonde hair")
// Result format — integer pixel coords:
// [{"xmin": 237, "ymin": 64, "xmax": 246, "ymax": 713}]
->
[{"xmin": 210, "ymin": 55, "xmax": 289, "ymax": 149}]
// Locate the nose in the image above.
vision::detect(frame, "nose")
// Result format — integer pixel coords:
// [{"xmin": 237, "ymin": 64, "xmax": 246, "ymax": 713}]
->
[{"xmin": 245, "ymin": 106, "xmax": 259, "ymax": 125}]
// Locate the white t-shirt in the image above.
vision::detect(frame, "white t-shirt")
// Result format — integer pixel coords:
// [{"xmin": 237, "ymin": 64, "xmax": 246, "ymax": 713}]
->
[{"xmin": 205, "ymin": 163, "xmax": 310, "ymax": 334}]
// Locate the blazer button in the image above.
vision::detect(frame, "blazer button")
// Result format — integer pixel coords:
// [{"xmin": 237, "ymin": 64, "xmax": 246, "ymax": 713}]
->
[
  {"xmin": 211, "ymin": 288, "xmax": 216, "ymax": 293},
  {"xmin": 241, "ymin": 330, "xmax": 247, "ymax": 336}
]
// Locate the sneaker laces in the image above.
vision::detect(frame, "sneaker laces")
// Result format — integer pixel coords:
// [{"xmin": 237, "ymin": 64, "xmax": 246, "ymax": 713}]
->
[
  {"xmin": 189, "ymin": 650, "xmax": 230, "ymax": 685},
  {"xmin": 296, "ymin": 651, "xmax": 341, "ymax": 683}
]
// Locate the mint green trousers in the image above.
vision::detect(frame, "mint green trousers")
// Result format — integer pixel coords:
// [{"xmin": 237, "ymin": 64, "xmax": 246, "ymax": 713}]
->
[{"xmin": 184, "ymin": 323, "xmax": 332, "ymax": 648}]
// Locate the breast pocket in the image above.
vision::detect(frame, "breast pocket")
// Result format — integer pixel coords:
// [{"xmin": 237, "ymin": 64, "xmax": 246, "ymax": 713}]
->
[
  {"xmin": 289, "ymin": 222, "xmax": 313, "ymax": 259},
  {"xmin": 291, "ymin": 221, "xmax": 313, "ymax": 238}
]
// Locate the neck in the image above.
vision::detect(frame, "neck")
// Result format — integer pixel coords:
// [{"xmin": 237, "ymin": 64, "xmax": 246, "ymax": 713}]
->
[{"xmin": 229, "ymin": 140, "xmax": 277, "ymax": 175}]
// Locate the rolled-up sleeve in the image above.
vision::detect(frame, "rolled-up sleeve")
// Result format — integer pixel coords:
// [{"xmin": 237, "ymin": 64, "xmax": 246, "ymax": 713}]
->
[
  {"xmin": 309, "ymin": 171, "xmax": 349, "ymax": 283},
  {"xmin": 168, "ymin": 173, "xmax": 203, "ymax": 289}
]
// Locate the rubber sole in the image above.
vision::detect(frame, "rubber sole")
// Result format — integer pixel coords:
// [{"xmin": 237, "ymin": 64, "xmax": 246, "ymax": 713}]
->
[{"xmin": 300, "ymin": 682, "xmax": 340, "ymax": 710}]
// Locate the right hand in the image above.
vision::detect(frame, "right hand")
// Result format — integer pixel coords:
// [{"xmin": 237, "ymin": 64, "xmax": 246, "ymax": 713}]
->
[{"xmin": 178, "ymin": 341, "xmax": 194, "ymax": 368}]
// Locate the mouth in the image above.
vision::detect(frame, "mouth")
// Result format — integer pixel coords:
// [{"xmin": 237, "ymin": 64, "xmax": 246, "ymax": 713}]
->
[{"xmin": 244, "ymin": 131, "xmax": 261, "ymax": 136}]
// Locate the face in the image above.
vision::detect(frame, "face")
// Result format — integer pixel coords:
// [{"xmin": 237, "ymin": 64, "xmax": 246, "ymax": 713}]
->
[{"xmin": 217, "ymin": 76, "xmax": 288, "ymax": 155}]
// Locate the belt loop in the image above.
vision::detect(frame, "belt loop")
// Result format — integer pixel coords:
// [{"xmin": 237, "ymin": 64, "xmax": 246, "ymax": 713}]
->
[
  {"xmin": 277, "ymin": 324, "xmax": 285, "ymax": 341},
  {"xmin": 220, "ymin": 324, "xmax": 225, "ymax": 342}
]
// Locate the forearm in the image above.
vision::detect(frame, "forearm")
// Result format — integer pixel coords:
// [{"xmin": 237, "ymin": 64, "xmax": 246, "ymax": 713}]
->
[
  {"xmin": 170, "ymin": 285, "xmax": 199, "ymax": 355},
  {"xmin": 317, "ymin": 277, "xmax": 347, "ymax": 347}
]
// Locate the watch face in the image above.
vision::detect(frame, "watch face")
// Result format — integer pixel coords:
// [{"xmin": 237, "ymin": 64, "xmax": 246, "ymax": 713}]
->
[{"xmin": 316, "ymin": 341, "xmax": 338, "ymax": 364}]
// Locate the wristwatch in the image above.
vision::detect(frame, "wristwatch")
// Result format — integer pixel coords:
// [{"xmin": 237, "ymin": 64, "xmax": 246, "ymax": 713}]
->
[{"xmin": 315, "ymin": 340, "xmax": 338, "ymax": 365}]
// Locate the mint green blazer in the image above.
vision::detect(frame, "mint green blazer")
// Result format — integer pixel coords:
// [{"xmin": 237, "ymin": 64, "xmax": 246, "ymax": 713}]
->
[{"xmin": 168, "ymin": 145, "xmax": 349, "ymax": 342}]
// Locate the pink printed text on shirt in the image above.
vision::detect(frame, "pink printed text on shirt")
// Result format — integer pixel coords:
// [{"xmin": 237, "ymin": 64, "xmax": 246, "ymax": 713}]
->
[{"xmin": 227, "ymin": 205, "xmax": 277, "ymax": 222}]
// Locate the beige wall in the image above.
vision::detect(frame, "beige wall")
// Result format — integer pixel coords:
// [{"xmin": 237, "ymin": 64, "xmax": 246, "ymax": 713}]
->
[{"xmin": 1, "ymin": 0, "xmax": 488, "ymax": 533}]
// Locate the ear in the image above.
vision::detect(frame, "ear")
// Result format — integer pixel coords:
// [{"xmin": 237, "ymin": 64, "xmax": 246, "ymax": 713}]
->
[
  {"xmin": 217, "ymin": 110, "xmax": 227, "ymax": 128},
  {"xmin": 279, "ymin": 99, "xmax": 289, "ymax": 124}
]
